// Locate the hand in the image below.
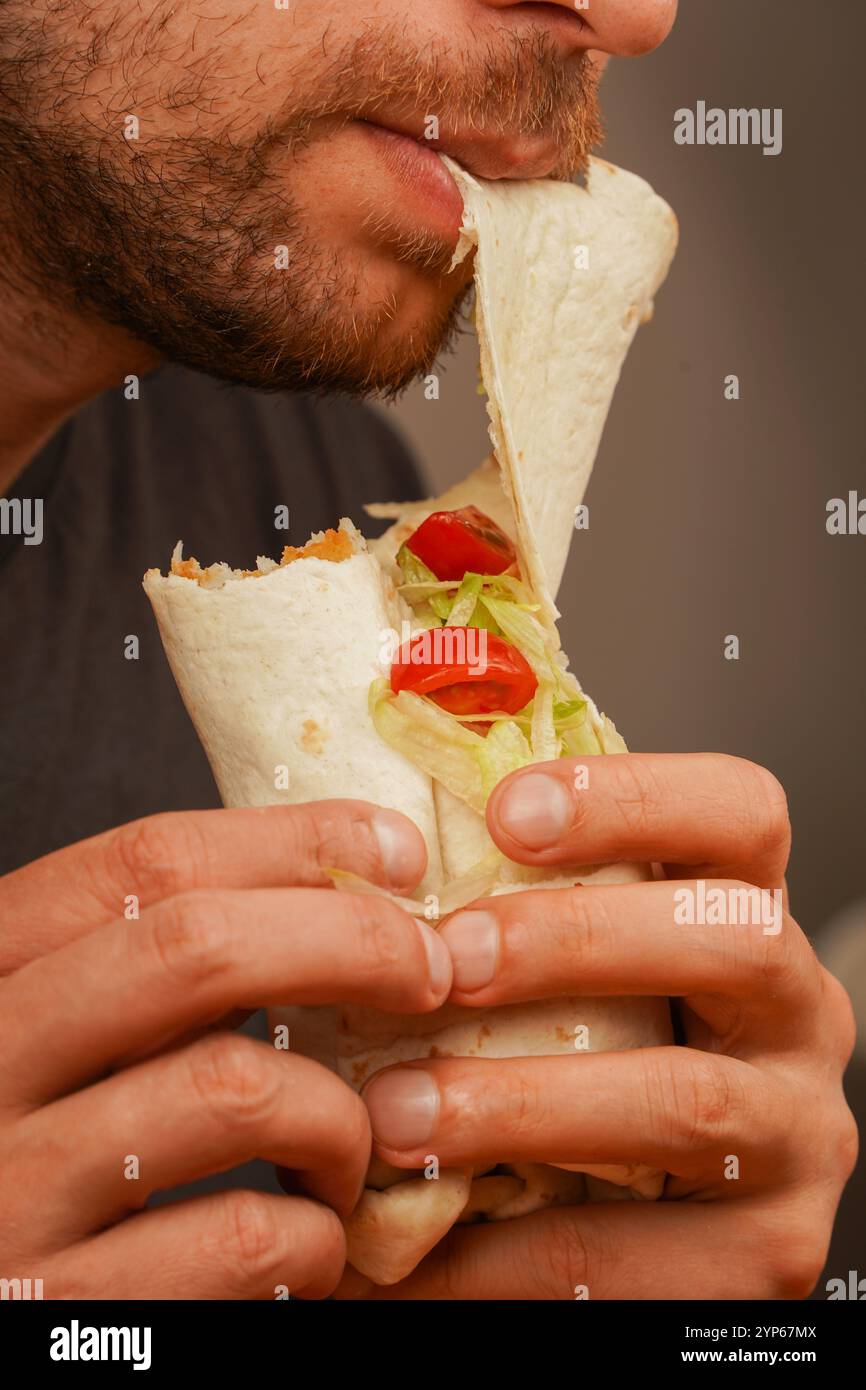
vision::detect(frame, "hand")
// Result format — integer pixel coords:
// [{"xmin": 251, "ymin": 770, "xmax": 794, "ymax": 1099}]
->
[
  {"xmin": 0, "ymin": 801, "xmax": 450, "ymax": 1299},
  {"xmin": 347, "ymin": 754, "xmax": 857, "ymax": 1300}
]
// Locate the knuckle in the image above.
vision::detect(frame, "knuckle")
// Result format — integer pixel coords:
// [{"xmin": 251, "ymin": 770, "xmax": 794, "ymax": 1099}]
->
[
  {"xmin": 741, "ymin": 896, "xmax": 802, "ymax": 995},
  {"xmin": 215, "ymin": 1190, "xmax": 286, "ymax": 1284},
  {"xmin": 285, "ymin": 802, "xmax": 383, "ymax": 883},
  {"xmin": 149, "ymin": 891, "xmax": 232, "ymax": 991},
  {"xmin": 819, "ymin": 967, "xmax": 858, "ymax": 1067},
  {"xmin": 834, "ymin": 1108, "xmax": 859, "ymax": 1184},
  {"xmin": 729, "ymin": 758, "xmax": 792, "ymax": 866},
  {"xmin": 219, "ymin": 1189, "xmax": 346, "ymax": 1297},
  {"xmin": 347, "ymin": 896, "xmax": 416, "ymax": 978},
  {"xmin": 112, "ymin": 813, "xmax": 211, "ymax": 903},
  {"xmin": 536, "ymin": 1210, "xmax": 596, "ymax": 1296},
  {"xmin": 552, "ymin": 888, "xmax": 613, "ymax": 974},
  {"xmin": 606, "ymin": 757, "xmax": 668, "ymax": 840},
  {"xmin": 660, "ymin": 1052, "xmax": 746, "ymax": 1152},
  {"xmin": 502, "ymin": 1072, "xmax": 551, "ymax": 1148},
  {"xmin": 188, "ymin": 1033, "xmax": 279, "ymax": 1131}
]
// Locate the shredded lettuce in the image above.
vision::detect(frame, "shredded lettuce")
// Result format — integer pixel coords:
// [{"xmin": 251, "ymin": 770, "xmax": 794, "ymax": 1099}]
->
[
  {"xmin": 406, "ymin": 599, "xmax": 442, "ymax": 629},
  {"xmin": 477, "ymin": 719, "xmax": 533, "ymax": 801},
  {"xmin": 469, "ymin": 601, "xmax": 502, "ymax": 635},
  {"xmin": 370, "ymin": 681, "xmax": 537, "ymax": 813},
  {"xmin": 479, "ymin": 594, "xmax": 549, "ymax": 671},
  {"xmin": 599, "ymin": 715, "xmax": 628, "ymax": 754},
  {"xmin": 396, "ymin": 546, "xmax": 452, "ymax": 619},
  {"xmin": 383, "ymin": 542, "xmax": 623, "ymax": 813},
  {"xmin": 448, "ymin": 572, "xmax": 484, "ymax": 627},
  {"xmin": 396, "ymin": 563, "xmax": 538, "ymax": 631},
  {"xmin": 529, "ymin": 681, "xmax": 558, "ymax": 763},
  {"xmin": 560, "ymin": 722, "xmax": 604, "ymax": 757},
  {"xmin": 476, "ymin": 594, "xmax": 586, "ymax": 758},
  {"xmin": 430, "ymin": 595, "xmax": 453, "ymax": 622},
  {"xmin": 553, "ymin": 696, "xmax": 587, "ymax": 725},
  {"xmin": 369, "ymin": 678, "xmax": 487, "ymax": 813},
  {"xmin": 395, "ymin": 544, "xmax": 437, "ymax": 587}
]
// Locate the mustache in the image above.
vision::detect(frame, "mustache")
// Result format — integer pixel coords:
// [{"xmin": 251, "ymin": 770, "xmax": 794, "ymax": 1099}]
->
[{"xmin": 265, "ymin": 25, "xmax": 603, "ymax": 178}]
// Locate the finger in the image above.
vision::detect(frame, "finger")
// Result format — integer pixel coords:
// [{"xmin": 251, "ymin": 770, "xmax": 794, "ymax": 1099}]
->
[
  {"xmin": 485, "ymin": 753, "xmax": 791, "ymax": 889},
  {"xmin": 439, "ymin": 880, "xmax": 820, "ymax": 1049},
  {"xmin": 47, "ymin": 1190, "xmax": 345, "ymax": 1300},
  {"xmin": 0, "ymin": 799, "xmax": 428, "ymax": 971},
  {"xmin": 350, "ymin": 1198, "xmax": 817, "ymax": 1300},
  {"xmin": 11, "ymin": 1034, "xmax": 370, "ymax": 1245},
  {"xmin": 360, "ymin": 1051, "xmax": 791, "ymax": 1189},
  {"xmin": 1, "ymin": 887, "xmax": 451, "ymax": 1106}
]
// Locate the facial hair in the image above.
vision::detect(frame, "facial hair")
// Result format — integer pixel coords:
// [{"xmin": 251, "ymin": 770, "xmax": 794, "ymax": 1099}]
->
[{"xmin": 0, "ymin": 19, "xmax": 602, "ymax": 396}]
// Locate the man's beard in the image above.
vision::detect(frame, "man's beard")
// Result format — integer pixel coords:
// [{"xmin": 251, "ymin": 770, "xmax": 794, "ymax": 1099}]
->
[{"xmin": 0, "ymin": 22, "xmax": 601, "ymax": 396}]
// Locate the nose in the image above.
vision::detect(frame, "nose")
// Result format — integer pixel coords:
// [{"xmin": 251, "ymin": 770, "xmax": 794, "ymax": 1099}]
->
[{"xmin": 482, "ymin": 0, "xmax": 678, "ymax": 57}]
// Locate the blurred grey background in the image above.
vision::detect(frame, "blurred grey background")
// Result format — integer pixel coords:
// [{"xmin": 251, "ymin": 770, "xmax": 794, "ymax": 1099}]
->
[{"xmin": 377, "ymin": 0, "xmax": 866, "ymax": 1289}]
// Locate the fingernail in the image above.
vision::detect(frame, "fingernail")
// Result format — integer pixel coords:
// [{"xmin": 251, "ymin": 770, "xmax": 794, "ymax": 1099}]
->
[
  {"xmin": 363, "ymin": 1070, "xmax": 439, "ymax": 1151},
  {"xmin": 440, "ymin": 910, "xmax": 499, "ymax": 992},
  {"xmin": 372, "ymin": 810, "xmax": 421, "ymax": 887},
  {"xmin": 494, "ymin": 772, "xmax": 573, "ymax": 850},
  {"xmin": 417, "ymin": 922, "xmax": 452, "ymax": 996}
]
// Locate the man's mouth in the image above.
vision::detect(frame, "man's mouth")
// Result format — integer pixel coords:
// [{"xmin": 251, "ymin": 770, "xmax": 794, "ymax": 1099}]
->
[
  {"xmin": 357, "ymin": 119, "xmax": 563, "ymax": 248},
  {"xmin": 360, "ymin": 117, "xmax": 562, "ymax": 182}
]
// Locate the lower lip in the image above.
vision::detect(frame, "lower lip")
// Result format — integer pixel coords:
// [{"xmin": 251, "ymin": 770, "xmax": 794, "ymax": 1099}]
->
[{"xmin": 358, "ymin": 122, "xmax": 465, "ymax": 241}]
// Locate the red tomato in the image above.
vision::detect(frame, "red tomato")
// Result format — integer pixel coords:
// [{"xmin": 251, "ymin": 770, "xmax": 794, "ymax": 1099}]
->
[
  {"xmin": 390, "ymin": 626, "xmax": 537, "ymax": 717},
  {"xmin": 407, "ymin": 506, "xmax": 517, "ymax": 581}
]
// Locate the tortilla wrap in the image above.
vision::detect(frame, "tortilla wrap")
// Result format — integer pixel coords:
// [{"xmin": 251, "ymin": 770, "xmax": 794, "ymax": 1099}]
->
[{"xmin": 144, "ymin": 157, "xmax": 678, "ymax": 1287}]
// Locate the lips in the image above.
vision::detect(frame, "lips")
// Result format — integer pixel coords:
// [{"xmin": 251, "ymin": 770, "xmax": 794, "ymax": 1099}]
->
[
  {"xmin": 356, "ymin": 118, "xmax": 565, "ymax": 253},
  {"xmin": 432, "ymin": 132, "xmax": 560, "ymax": 181},
  {"xmin": 361, "ymin": 118, "xmax": 562, "ymax": 182}
]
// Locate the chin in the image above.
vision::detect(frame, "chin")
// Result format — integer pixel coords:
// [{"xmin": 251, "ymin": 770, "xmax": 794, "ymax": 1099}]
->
[
  {"xmin": 281, "ymin": 239, "xmax": 473, "ymax": 395},
  {"xmin": 171, "ymin": 266, "xmax": 470, "ymax": 398},
  {"xmin": 332, "ymin": 289, "xmax": 470, "ymax": 396},
  {"xmin": 373, "ymin": 254, "xmax": 471, "ymax": 342}
]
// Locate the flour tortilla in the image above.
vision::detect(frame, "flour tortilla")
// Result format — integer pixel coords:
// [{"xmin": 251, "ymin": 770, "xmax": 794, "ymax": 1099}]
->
[
  {"xmin": 144, "ymin": 522, "xmax": 443, "ymax": 897},
  {"xmin": 371, "ymin": 157, "xmax": 678, "ymax": 883},
  {"xmin": 143, "ymin": 157, "xmax": 678, "ymax": 1288},
  {"xmin": 441, "ymin": 155, "xmax": 679, "ymax": 626}
]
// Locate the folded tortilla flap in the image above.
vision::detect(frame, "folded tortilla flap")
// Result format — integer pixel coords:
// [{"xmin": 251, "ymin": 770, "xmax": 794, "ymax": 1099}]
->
[
  {"xmin": 344, "ymin": 1168, "xmax": 473, "ymax": 1286},
  {"xmin": 442, "ymin": 155, "xmax": 678, "ymax": 625}
]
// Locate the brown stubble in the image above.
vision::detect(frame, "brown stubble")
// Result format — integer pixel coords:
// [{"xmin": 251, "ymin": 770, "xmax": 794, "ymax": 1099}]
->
[{"xmin": 0, "ymin": 12, "xmax": 602, "ymax": 394}]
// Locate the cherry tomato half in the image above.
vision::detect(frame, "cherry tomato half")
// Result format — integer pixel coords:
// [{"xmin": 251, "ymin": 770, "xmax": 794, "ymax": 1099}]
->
[
  {"xmin": 390, "ymin": 626, "xmax": 537, "ymax": 717},
  {"xmin": 406, "ymin": 506, "xmax": 517, "ymax": 581}
]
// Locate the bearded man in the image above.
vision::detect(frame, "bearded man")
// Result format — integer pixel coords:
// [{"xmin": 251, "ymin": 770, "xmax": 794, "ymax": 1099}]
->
[{"xmin": 0, "ymin": 1, "xmax": 855, "ymax": 1302}]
